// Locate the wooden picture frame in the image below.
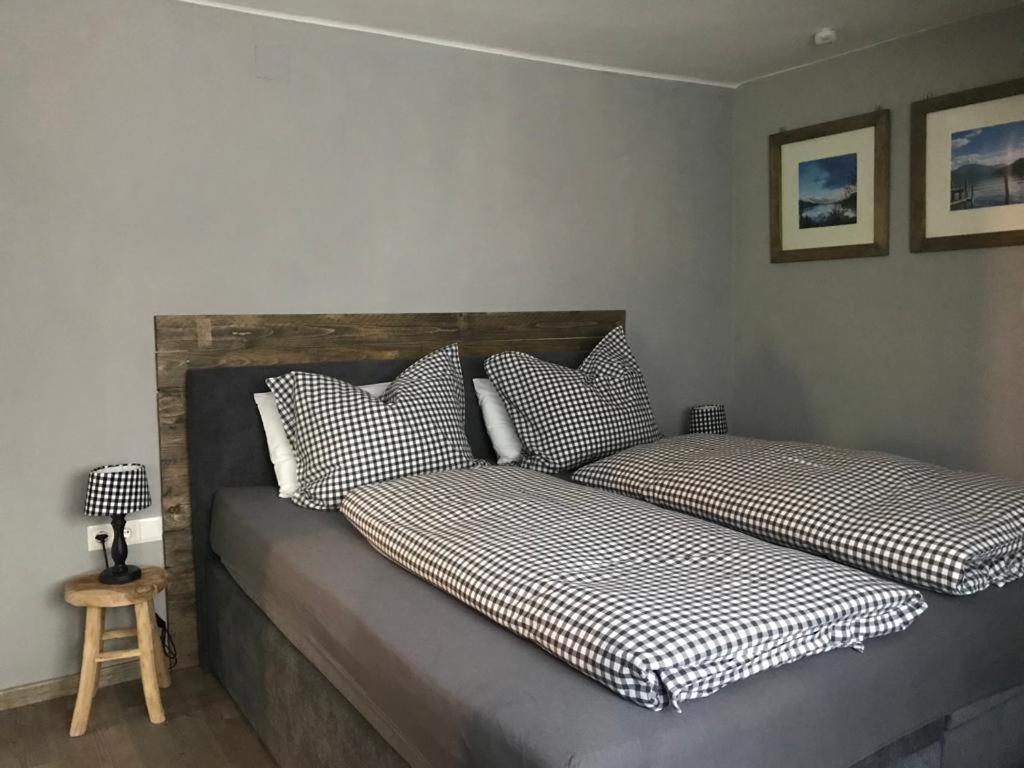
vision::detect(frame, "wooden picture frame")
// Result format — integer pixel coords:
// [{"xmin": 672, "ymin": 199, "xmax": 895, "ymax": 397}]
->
[
  {"xmin": 770, "ymin": 110, "xmax": 890, "ymax": 263},
  {"xmin": 910, "ymin": 77, "xmax": 1024, "ymax": 252}
]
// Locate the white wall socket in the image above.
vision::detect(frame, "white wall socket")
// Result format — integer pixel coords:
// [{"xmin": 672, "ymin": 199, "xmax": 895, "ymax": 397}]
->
[{"xmin": 86, "ymin": 517, "xmax": 163, "ymax": 552}]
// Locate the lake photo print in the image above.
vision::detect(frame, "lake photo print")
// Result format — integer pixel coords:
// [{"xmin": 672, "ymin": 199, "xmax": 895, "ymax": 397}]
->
[
  {"xmin": 798, "ymin": 153, "xmax": 857, "ymax": 228},
  {"xmin": 950, "ymin": 119, "xmax": 1024, "ymax": 210}
]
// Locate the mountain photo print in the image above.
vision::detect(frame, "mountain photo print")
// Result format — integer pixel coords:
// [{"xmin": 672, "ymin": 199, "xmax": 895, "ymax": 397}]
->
[{"xmin": 798, "ymin": 153, "xmax": 858, "ymax": 228}]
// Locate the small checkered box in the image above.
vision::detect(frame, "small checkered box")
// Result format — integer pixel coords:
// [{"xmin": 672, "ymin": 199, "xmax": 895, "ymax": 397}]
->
[{"xmin": 686, "ymin": 404, "xmax": 727, "ymax": 435}]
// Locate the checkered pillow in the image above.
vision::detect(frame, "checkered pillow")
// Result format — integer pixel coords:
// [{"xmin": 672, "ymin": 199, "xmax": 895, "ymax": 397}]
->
[
  {"xmin": 266, "ymin": 345, "xmax": 477, "ymax": 510},
  {"xmin": 484, "ymin": 326, "xmax": 661, "ymax": 473}
]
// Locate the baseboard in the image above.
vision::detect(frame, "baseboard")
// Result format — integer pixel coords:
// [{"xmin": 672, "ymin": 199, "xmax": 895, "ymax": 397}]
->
[{"xmin": 0, "ymin": 660, "xmax": 140, "ymax": 712}]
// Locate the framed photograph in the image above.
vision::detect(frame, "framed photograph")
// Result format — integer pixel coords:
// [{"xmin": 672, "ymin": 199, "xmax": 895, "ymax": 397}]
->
[
  {"xmin": 910, "ymin": 77, "xmax": 1024, "ymax": 252},
  {"xmin": 769, "ymin": 110, "xmax": 890, "ymax": 263}
]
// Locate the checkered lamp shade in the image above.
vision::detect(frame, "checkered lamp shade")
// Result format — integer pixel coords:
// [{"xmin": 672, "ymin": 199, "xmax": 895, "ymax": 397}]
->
[
  {"xmin": 83, "ymin": 463, "xmax": 152, "ymax": 517},
  {"xmin": 686, "ymin": 404, "xmax": 728, "ymax": 435}
]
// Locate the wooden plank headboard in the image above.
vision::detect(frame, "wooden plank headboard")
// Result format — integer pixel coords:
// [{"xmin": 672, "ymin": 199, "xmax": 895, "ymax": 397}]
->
[{"xmin": 153, "ymin": 310, "xmax": 625, "ymax": 668}]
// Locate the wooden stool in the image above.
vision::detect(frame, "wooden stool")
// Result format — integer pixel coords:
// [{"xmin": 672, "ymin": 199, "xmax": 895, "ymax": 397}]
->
[{"xmin": 64, "ymin": 566, "xmax": 171, "ymax": 737}]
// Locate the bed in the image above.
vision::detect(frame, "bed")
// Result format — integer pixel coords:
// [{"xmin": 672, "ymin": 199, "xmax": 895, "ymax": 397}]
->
[
  {"xmin": 162, "ymin": 312, "xmax": 1024, "ymax": 768},
  {"xmin": 209, "ymin": 484, "xmax": 1024, "ymax": 768}
]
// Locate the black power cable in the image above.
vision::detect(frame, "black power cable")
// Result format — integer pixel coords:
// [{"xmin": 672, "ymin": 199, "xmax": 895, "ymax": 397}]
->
[
  {"xmin": 95, "ymin": 531, "xmax": 111, "ymax": 570},
  {"xmin": 154, "ymin": 612, "xmax": 178, "ymax": 670}
]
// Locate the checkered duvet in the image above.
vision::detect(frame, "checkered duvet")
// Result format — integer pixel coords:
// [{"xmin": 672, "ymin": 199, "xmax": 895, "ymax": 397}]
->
[
  {"xmin": 573, "ymin": 435, "xmax": 1024, "ymax": 595},
  {"xmin": 342, "ymin": 465, "xmax": 924, "ymax": 711}
]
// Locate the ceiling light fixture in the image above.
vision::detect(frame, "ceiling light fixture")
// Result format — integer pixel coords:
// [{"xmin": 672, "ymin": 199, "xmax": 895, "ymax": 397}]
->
[{"xmin": 813, "ymin": 27, "xmax": 838, "ymax": 46}]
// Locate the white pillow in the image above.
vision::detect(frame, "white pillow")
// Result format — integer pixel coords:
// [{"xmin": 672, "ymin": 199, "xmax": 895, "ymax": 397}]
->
[
  {"xmin": 472, "ymin": 378, "xmax": 522, "ymax": 465},
  {"xmin": 254, "ymin": 381, "xmax": 390, "ymax": 498},
  {"xmin": 357, "ymin": 381, "xmax": 390, "ymax": 399}
]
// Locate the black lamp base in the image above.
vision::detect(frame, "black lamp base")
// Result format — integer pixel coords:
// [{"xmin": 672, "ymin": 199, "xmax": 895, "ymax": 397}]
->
[
  {"xmin": 99, "ymin": 564, "xmax": 142, "ymax": 585},
  {"xmin": 100, "ymin": 514, "xmax": 141, "ymax": 584}
]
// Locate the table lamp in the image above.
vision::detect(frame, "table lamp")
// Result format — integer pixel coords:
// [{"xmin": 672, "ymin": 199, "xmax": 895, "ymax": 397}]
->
[
  {"xmin": 686, "ymin": 404, "xmax": 728, "ymax": 435},
  {"xmin": 84, "ymin": 463, "xmax": 151, "ymax": 584}
]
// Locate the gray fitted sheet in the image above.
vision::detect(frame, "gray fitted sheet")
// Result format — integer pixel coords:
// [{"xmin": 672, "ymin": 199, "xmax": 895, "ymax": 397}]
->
[{"xmin": 210, "ymin": 485, "xmax": 1024, "ymax": 768}]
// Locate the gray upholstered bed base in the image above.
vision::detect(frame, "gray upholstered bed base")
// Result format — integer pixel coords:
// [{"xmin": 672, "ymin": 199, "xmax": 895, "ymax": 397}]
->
[
  {"xmin": 206, "ymin": 557, "xmax": 408, "ymax": 768},
  {"xmin": 205, "ymin": 553, "xmax": 1024, "ymax": 768}
]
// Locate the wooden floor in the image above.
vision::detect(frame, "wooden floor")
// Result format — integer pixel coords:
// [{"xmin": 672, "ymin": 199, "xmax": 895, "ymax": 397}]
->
[{"xmin": 0, "ymin": 667, "xmax": 276, "ymax": 768}]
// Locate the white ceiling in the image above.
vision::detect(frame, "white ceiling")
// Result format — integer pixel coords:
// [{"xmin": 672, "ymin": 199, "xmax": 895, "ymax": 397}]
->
[{"xmin": 184, "ymin": 0, "xmax": 1020, "ymax": 86}]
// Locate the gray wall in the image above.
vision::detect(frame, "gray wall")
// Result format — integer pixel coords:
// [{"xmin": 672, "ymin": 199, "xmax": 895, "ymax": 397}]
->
[
  {"xmin": 731, "ymin": 8, "xmax": 1024, "ymax": 479},
  {"xmin": 0, "ymin": 0, "xmax": 733, "ymax": 689}
]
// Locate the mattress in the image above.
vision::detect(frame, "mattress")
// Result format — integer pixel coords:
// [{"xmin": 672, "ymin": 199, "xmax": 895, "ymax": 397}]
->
[{"xmin": 210, "ymin": 485, "xmax": 1024, "ymax": 768}]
